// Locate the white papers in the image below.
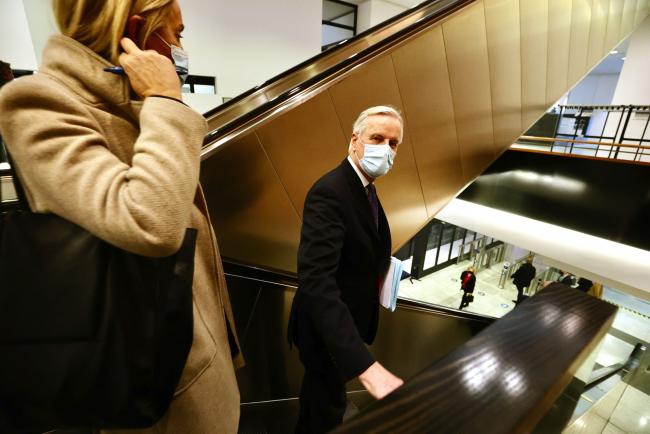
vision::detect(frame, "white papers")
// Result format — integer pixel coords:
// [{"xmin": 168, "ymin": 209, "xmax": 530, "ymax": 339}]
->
[{"xmin": 380, "ymin": 257, "xmax": 402, "ymax": 312}]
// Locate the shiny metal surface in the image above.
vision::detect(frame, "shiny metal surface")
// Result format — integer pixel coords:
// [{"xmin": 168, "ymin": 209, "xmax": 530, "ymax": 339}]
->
[
  {"xmin": 587, "ymin": 0, "xmax": 610, "ymax": 68},
  {"xmin": 484, "ymin": 0, "xmax": 522, "ymax": 148},
  {"xmin": 546, "ymin": 0, "xmax": 573, "ymax": 107},
  {"xmin": 520, "ymin": 0, "xmax": 549, "ymax": 129},
  {"xmin": 200, "ymin": 134, "xmax": 302, "ymax": 272},
  {"xmin": 391, "ymin": 27, "xmax": 464, "ymax": 216},
  {"xmin": 200, "ymin": 0, "xmax": 650, "ymax": 273},
  {"xmin": 225, "ymin": 269, "xmax": 490, "ymax": 403},
  {"xmin": 568, "ymin": 0, "xmax": 593, "ymax": 87},
  {"xmin": 443, "ymin": 2, "xmax": 496, "ymax": 182}
]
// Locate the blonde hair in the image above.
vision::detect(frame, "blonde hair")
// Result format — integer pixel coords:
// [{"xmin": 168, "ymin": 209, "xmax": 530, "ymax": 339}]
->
[{"xmin": 52, "ymin": 0, "xmax": 175, "ymax": 64}]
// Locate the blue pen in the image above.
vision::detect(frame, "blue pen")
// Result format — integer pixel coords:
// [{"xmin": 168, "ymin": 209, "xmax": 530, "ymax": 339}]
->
[{"xmin": 103, "ymin": 66, "xmax": 188, "ymax": 75}]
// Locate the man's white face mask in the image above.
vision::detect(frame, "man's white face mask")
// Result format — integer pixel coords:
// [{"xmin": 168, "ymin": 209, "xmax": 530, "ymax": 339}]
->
[{"xmin": 358, "ymin": 144, "xmax": 395, "ymax": 178}]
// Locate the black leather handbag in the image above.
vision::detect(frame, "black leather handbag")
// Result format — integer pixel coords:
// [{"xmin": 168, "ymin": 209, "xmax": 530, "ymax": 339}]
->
[{"xmin": 0, "ymin": 158, "xmax": 196, "ymax": 432}]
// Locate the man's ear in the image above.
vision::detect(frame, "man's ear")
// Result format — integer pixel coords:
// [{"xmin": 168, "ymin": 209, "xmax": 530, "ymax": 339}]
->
[{"xmin": 125, "ymin": 15, "xmax": 146, "ymax": 47}]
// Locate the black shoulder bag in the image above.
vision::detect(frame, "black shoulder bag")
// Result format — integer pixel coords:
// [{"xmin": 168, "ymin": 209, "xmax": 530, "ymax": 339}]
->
[{"xmin": 0, "ymin": 155, "xmax": 196, "ymax": 432}]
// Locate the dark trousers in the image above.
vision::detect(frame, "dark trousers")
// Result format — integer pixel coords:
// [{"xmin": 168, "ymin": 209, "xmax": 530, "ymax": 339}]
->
[
  {"xmin": 295, "ymin": 363, "xmax": 346, "ymax": 434},
  {"xmin": 515, "ymin": 284, "xmax": 526, "ymax": 304},
  {"xmin": 458, "ymin": 291, "xmax": 472, "ymax": 310}
]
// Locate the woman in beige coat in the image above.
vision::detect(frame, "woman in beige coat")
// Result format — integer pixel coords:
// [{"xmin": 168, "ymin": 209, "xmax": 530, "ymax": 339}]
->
[{"xmin": 0, "ymin": 1, "xmax": 242, "ymax": 432}]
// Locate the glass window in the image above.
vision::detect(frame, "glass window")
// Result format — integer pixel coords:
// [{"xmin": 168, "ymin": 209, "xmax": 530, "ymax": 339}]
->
[
  {"xmin": 436, "ymin": 224, "xmax": 455, "ymax": 265},
  {"xmin": 450, "ymin": 227, "xmax": 466, "ymax": 261},
  {"xmin": 423, "ymin": 222, "xmax": 441, "ymax": 270}
]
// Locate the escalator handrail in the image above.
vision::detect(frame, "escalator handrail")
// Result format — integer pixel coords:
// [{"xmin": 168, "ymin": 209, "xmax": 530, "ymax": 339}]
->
[
  {"xmin": 201, "ymin": 0, "xmax": 474, "ymax": 158},
  {"xmin": 332, "ymin": 284, "xmax": 619, "ymax": 434}
]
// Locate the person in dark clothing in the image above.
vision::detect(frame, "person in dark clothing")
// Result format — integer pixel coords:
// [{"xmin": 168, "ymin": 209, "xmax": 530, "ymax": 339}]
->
[
  {"xmin": 559, "ymin": 270, "xmax": 575, "ymax": 286},
  {"xmin": 576, "ymin": 277, "xmax": 593, "ymax": 292},
  {"xmin": 511, "ymin": 255, "xmax": 536, "ymax": 305},
  {"xmin": 288, "ymin": 106, "xmax": 404, "ymax": 434},
  {"xmin": 458, "ymin": 266, "xmax": 476, "ymax": 310}
]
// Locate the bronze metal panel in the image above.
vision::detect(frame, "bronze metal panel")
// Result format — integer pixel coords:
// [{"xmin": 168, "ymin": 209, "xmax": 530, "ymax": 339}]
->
[
  {"xmin": 604, "ymin": 0, "xmax": 624, "ymax": 51},
  {"xmin": 256, "ymin": 92, "xmax": 348, "ymax": 218},
  {"xmin": 568, "ymin": 0, "xmax": 594, "ymax": 87},
  {"xmin": 587, "ymin": 0, "xmax": 611, "ymax": 68},
  {"xmin": 621, "ymin": 0, "xmax": 638, "ymax": 37},
  {"xmin": 443, "ymin": 1, "xmax": 496, "ymax": 182},
  {"xmin": 634, "ymin": 0, "xmax": 649, "ymax": 25},
  {"xmin": 327, "ymin": 55, "xmax": 429, "ymax": 251},
  {"xmin": 484, "ymin": 0, "xmax": 523, "ymax": 150},
  {"xmin": 200, "ymin": 134, "xmax": 302, "ymax": 273},
  {"xmin": 520, "ymin": 0, "xmax": 550, "ymax": 130},
  {"xmin": 391, "ymin": 26, "xmax": 464, "ymax": 218},
  {"xmin": 546, "ymin": 0, "xmax": 573, "ymax": 107}
]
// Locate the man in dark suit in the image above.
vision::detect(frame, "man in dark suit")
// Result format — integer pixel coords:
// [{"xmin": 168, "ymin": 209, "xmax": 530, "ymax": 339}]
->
[
  {"xmin": 511, "ymin": 255, "xmax": 536, "ymax": 305},
  {"xmin": 288, "ymin": 106, "xmax": 404, "ymax": 433}
]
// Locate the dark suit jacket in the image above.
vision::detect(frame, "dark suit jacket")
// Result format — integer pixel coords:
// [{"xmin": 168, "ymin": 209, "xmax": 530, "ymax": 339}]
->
[
  {"xmin": 288, "ymin": 159, "xmax": 391, "ymax": 381},
  {"xmin": 512, "ymin": 262, "xmax": 536, "ymax": 287},
  {"xmin": 460, "ymin": 271, "xmax": 476, "ymax": 293}
]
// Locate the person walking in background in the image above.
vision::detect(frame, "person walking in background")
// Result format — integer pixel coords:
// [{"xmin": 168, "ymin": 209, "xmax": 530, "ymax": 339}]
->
[
  {"xmin": 559, "ymin": 270, "xmax": 575, "ymax": 286},
  {"xmin": 458, "ymin": 266, "xmax": 476, "ymax": 310},
  {"xmin": 577, "ymin": 277, "xmax": 593, "ymax": 292},
  {"xmin": 0, "ymin": 1, "xmax": 242, "ymax": 432},
  {"xmin": 511, "ymin": 255, "xmax": 536, "ymax": 305}
]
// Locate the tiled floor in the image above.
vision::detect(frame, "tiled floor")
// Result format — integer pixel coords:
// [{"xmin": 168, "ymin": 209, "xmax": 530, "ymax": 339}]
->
[{"xmin": 398, "ymin": 259, "xmax": 519, "ymax": 318}]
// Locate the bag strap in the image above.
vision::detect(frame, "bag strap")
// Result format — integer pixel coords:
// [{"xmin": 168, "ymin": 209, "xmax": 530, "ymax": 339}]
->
[{"xmin": 4, "ymin": 148, "xmax": 30, "ymax": 211}]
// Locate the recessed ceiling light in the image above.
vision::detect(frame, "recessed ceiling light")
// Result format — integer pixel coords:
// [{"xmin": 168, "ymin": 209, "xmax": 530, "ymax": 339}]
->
[{"xmin": 610, "ymin": 50, "xmax": 618, "ymax": 54}]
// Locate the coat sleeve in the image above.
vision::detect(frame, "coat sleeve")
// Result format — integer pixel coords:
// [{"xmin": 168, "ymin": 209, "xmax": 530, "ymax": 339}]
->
[
  {"xmin": 0, "ymin": 78, "xmax": 206, "ymax": 257},
  {"xmin": 297, "ymin": 183, "xmax": 375, "ymax": 380}
]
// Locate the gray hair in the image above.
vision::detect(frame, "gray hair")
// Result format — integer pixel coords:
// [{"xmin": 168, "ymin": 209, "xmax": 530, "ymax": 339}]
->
[{"xmin": 352, "ymin": 105, "xmax": 404, "ymax": 144}]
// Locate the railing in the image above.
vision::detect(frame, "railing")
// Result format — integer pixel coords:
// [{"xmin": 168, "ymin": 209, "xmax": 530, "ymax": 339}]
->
[
  {"xmin": 514, "ymin": 104, "xmax": 650, "ymax": 163},
  {"xmin": 514, "ymin": 135, "xmax": 650, "ymax": 162},
  {"xmin": 333, "ymin": 283, "xmax": 618, "ymax": 434}
]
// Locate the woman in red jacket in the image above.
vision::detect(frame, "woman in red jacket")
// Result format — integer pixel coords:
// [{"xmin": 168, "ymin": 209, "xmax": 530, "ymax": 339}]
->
[{"xmin": 458, "ymin": 266, "xmax": 477, "ymax": 310}]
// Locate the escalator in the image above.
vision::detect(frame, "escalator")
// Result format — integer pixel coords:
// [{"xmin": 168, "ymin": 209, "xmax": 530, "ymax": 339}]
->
[
  {"xmin": 199, "ymin": 1, "xmax": 647, "ymax": 431},
  {"xmin": 223, "ymin": 261, "xmax": 494, "ymax": 433},
  {"xmin": 198, "ymin": 0, "xmax": 650, "ymax": 274}
]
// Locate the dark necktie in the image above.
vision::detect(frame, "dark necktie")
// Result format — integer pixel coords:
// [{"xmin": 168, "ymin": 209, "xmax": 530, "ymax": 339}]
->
[{"xmin": 366, "ymin": 183, "xmax": 379, "ymax": 229}]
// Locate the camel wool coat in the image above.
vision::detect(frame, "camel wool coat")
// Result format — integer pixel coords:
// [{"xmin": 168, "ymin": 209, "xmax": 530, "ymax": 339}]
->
[{"xmin": 0, "ymin": 35, "xmax": 243, "ymax": 433}]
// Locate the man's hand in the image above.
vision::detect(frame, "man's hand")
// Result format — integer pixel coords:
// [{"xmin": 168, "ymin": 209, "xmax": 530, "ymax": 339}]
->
[
  {"xmin": 358, "ymin": 361, "xmax": 403, "ymax": 399},
  {"xmin": 118, "ymin": 38, "xmax": 182, "ymax": 100}
]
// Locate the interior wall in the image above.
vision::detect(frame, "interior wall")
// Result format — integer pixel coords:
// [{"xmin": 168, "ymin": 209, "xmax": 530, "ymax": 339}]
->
[
  {"xmin": 1, "ymin": 0, "xmax": 322, "ymax": 112},
  {"xmin": 612, "ymin": 15, "xmax": 650, "ymax": 104},
  {"xmin": 357, "ymin": 0, "xmax": 408, "ymax": 33},
  {"xmin": 0, "ymin": 0, "xmax": 37, "ymax": 69},
  {"xmin": 567, "ymin": 74, "xmax": 620, "ymax": 105}
]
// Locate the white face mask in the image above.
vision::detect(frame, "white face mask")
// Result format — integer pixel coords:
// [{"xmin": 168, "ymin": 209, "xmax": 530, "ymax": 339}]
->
[
  {"xmin": 156, "ymin": 33, "xmax": 189, "ymax": 84},
  {"xmin": 358, "ymin": 144, "xmax": 395, "ymax": 178}
]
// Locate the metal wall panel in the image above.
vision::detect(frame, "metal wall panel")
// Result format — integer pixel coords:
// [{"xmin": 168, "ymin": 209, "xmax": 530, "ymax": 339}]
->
[
  {"xmin": 484, "ymin": 0, "xmax": 523, "ymax": 150},
  {"xmin": 256, "ymin": 92, "xmax": 348, "ymax": 218},
  {"xmin": 546, "ymin": 0, "xmax": 574, "ymax": 107},
  {"xmin": 327, "ymin": 55, "xmax": 429, "ymax": 251},
  {"xmin": 200, "ymin": 134, "xmax": 302, "ymax": 272},
  {"xmin": 391, "ymin": 26, "xmax": 464, "ymax": 217},
  {"xmin": 568, "ymin": 0, "xmax": 594, "ymax": 87},
  {"xmin": 520, "ymin": 0, "xmax": 550, "ymax": 130},
  {"xmin": 605, "ymin": 0, "xmax": 624, "ymax": 51},
  {"xmin": 634, "ymin": 0, "xmax": 650, "ymax": 24},
  {"xmin": 620, "ymin": 0, "xmax": 639, "ymax": 36},
  {"xmin": 586, "ymin": 0, "xmax": 611, "ymax": 68},
  {"xmin": 443, "ymin": 1, "xmax": 496, "ymax": 182}
]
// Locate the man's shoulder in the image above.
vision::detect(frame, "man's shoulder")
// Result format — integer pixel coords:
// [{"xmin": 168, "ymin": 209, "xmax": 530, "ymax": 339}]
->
[{"xmin": 308, "ymin": 161, "xmax": 348, "ymax": 196}]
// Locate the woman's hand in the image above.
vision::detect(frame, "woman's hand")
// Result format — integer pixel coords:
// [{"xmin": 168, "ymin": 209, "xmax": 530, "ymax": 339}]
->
[{"xmin": 118, "ymin": 38, "xmax": 182, "ymax": 100}]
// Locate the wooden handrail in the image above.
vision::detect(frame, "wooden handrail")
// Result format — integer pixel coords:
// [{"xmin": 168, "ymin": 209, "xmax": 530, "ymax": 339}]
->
[
  {"xmin": 518, "ymin": 135, "xmax": 650, "ymax": 151},
  {"xmin": 334, "ymin": 284, "xmax": 617, "ymax": 434}
]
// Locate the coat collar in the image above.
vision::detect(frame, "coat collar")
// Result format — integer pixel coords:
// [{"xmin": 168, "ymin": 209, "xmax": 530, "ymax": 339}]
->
[{"xmin": 39, "ymin": 35, "xmax": 132, "ymax": 108}]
